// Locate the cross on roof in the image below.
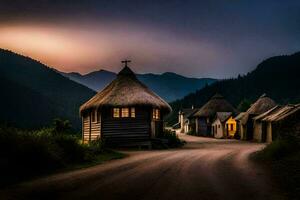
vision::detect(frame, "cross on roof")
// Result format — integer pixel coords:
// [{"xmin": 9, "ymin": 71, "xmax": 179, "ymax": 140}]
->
[{"xmin": 121, "ymin": 59, "xmax": 131, "ymax": 67}]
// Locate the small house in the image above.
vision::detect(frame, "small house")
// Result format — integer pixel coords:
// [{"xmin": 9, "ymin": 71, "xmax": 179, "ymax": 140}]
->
[
  {"xmin": 253, "ymin": 104, "xmax": 300, "ymax": 143},
  {"xmin": 240, "ymin": 94, "xmax": 276, "ymax": 140},
  {"xmin": 212, "ymin": 112, "xmax": 236, "ymax": 139},
  {"xmin": 80, "ymin": 63, "xmax": 172, "ymax": 146},
  {"xmin": 234, "ymin": 112, "xmax": 246, "ymax": 139},
  {"xmin": 178, "ymin": 106, "xmax": 199, "ymax": 133},
  {"xmin": 191, "ymin": 93, "xmax": 237, "ymax": 136},
  {"xmin": 252, "ymin": 106, "xmax": 282, "ymax": 142}
]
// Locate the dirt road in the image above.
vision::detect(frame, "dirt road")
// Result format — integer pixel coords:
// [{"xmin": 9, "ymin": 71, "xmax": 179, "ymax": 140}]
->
[{"xmin": 0, "ymin": 135, "xmax": 283, "ymax": 200}]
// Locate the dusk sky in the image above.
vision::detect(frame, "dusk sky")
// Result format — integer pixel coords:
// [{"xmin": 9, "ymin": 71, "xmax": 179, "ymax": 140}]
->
[{"xmin": 0, "ymin": 0, "xmax": 299, "ymax": 78}]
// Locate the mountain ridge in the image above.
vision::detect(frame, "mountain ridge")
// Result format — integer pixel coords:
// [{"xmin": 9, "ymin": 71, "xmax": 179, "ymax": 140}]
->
[
  {"xmin": 0, "ymin": 49, "xmax": 96, "ymax": 129},
  {"xmin": 60, "ymin": 69, "xmax": 216, "ymax": 102},
  {"xmin": 167, "ymin": 51, "xmax": 300, "ymax": 124}
]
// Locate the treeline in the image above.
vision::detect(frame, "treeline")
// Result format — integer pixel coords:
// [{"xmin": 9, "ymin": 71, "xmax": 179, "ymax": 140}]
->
[
  {"xmin": 0, "ymin": 49, "xmax": 96, "ymax": 130},
  {"xmin": 167, "ymin": 52, "xmax": 300, "ymax": 124}
]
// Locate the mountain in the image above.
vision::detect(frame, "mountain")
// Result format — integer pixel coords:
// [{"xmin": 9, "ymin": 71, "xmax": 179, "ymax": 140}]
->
[
  {"xmin": 61, "ymin": 70, "xmax": 216, "ymax": 102},
  {"xmin": 0, "ymin": 49, "xmax": 96, "ymax": 129},
  {"xmin": 167, "ymin": 52, "xmax": 300, "ymax": 125}
]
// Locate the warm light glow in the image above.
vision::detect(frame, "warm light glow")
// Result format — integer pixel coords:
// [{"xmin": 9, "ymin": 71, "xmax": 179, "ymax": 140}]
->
[
  {"xmin": 113, "ymin": 108, "xmax": 120, "ymax": 118},
  {"xmin": 121, "ymin": 108, "xmax": 129, "ymax": 118},
  {"xmin": 153, "ymin": 109, "xmax": 160, "ymax": 120},
  {"xmin": 226, "ymin": 117, "xmax": 237, "ymax": 137},
  {"xmin": 131, "ymin": 108, "xmax": 136, "ymax": 118}
]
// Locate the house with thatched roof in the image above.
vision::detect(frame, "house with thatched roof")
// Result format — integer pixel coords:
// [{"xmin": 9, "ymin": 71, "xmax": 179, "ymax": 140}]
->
[
  {"xmin": 80, "ymin": 63, "xmax": 172, "ymax": 146},
  {"xmin": 239, "ymin": 94, "xmax": 276, "ymax": 140},
  {"xmin": 253, "ymin": 104, "xmax": 300, "ymax": 143},
  {"xmin": 191, "ymin": 93, "xmax": 237, "ymax": 136},
  {"xmin": 212, "ymin": 112, "xmax": 237, "ymax": 139}
]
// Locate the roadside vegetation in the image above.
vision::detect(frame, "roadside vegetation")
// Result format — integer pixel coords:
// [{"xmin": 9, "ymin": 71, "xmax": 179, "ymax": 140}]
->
[
  {"xmin": 253, "ymin": 135, "xmax": 300, "ymax": 199},
  {"xmin": 0, "ymin": 119, "xmax": 125, "ymax": 188},
  {"xmin": 153, "ymin": 129, "xmax": 185, "ymax": 149}
]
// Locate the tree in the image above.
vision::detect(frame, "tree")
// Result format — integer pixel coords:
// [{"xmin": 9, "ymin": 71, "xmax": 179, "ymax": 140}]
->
[
  {"xmin": 237, "ymin": 99, "xmax": 252, "ymax": 112},
  {"xmin": 52, "ymin": 118, "xmax": 72, "ymax": 134}
]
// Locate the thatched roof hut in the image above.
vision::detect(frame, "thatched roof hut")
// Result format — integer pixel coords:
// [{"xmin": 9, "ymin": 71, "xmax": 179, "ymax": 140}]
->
[
  {"xmin": 246, "ymin": 94, "xmax": 276, "ymax": 115},
  {"xmin": 191, "ymin": 93, "xmax": 237, "ymax": 136},
  {"xmin": 80, "ymin": 66, "xmax": 172, "ymax": 114},
  {"xmin": 80, "ymin": 65, "xmax": 172, "ymax": 146},
  {"xmin": 193, "ymin": 93, "xmax": 237, "ymax": 118},
  {"xmin": 241, "ymin": 94, "xmax": 276, "ymax": 125}
]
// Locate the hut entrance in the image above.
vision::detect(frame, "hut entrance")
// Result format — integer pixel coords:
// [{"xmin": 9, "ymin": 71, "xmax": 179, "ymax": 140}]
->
[
  {"xmin": 261, "ymin": 122, "xmax": 267, "ymax": 142},
  {"xmin": 246, "ymin": 120, "xmax": 254, "ymax": 140}
]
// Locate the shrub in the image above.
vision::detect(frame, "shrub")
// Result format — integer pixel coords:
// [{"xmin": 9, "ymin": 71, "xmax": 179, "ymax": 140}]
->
[
  {"xmin": 187, "ymin": 130, "xmax": 197, "ymax": 136},
  {"xmin": 254, "ymin": 135, "xmax": 300, "ymax": 161},
  {"xmin": 88, "ymin": 138, "xmax": 106, "ymax": 154},
  {"xmin": 0, "ymin": 124, "xmax": 103, "ymax": 187},
  {"xmin": 156, "ymin": 129, "xmax": 184, "ymax": 148}
]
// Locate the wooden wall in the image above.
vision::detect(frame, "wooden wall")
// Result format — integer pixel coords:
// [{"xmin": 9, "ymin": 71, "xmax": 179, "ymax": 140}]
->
[
  {"xmin": 101, "ymin": 107, "xmax": 151, "ymax": 145},
  {"xmin": 82, "ymin": 111, "xmax": 101, "ymax": 143}
]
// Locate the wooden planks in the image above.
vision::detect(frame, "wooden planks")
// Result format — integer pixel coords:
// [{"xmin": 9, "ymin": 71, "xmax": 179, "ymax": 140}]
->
[{"xmin": 82, "ymin": 112, "xmax": 101, "ymax": 143}]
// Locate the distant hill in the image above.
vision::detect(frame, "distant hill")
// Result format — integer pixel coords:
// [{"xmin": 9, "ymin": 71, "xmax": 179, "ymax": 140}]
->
[
  {"xmin": 0, "ymin": 49, "xmax": 96, "ymax": 129},
  {"xmin": 60, "ymin": 70, "xmax": 216, "ymax": 102},
  {"xmin": 168, "ymin": 52, "xmax": 300, "ymax": 125}
]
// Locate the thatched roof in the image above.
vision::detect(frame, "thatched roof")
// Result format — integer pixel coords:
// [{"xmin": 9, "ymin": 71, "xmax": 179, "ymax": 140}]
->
[
  {"xmin": 214, "ymin": 112, "xmax": 232, "ymax": 123},
  {"xmin": 180, "ymin": 108, "xmax": 199, "ymax": 120},
  {"xmin": 261, "ymin": 104, "xmax": 300, "ymax": 122},
  {"xmin": 253, "ymin": 105, "xmax": 282, "ymax": 121},
  {"xmin": 234, "ymin": 112, "xmax": 246, "ymax": 121},
  {"xmin": 80, "ymin": 66, "xmax": 172, "ymax": 114},
  {"xmin": 246, "ymin": 94, "xmax": 276, "ymax": 115},
  {"xmin": 241, "ymin": 94, "xmax": 276, "ymax": 124},
  {"xmin": 193, "ymin": 93, "xmax": 237, "ymax": 118}
]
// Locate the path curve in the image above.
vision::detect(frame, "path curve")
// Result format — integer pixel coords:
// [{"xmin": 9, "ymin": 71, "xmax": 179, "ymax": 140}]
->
[{"xmin": 0, "ymin": 134, "xmax": 283, "ymax": 200}]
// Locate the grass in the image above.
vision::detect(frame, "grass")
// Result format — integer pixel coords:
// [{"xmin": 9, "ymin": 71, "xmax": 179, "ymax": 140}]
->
[
  {"xmin": 0, "ymin": 123, "xmax": 126, "ymax": 188},
  {"xmin": 253, "ymin": 135, "xmax": 300, "ymax": 199},
  {"xmin": 68, "ymin": 150, "xmax": 126, "ymax": 171}
]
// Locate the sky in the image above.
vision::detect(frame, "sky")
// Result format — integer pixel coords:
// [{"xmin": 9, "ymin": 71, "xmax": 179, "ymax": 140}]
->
[{"xmin": 0, "ymin": 0, "xmax": 299, "ymax": 78}]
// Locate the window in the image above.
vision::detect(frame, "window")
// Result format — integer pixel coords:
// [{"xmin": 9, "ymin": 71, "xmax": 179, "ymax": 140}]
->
[
  {"xmin": 218, "ymin": 124, "xmax": 220, "ymax": 128},
  {"xmin": 91, "ymin": 110, "xmax": 97, "ymax": 122},
  {"xmin": 113, "ymin": 108, "xmax": 120, "ymax": 118},
  {"xmin": 230, "ymin": 124, "xmax": 233, "ymax": 131},
  {"xmin": 153, "ymin": 108, "xmax": 160, "ymax": 120},
  {"xmin": 131, "ymin": 108, "xmax": 136, "ymax": 118},
  {"xmin": 121, "ymin": 108, "xmax": 129, "ymax": 117}
]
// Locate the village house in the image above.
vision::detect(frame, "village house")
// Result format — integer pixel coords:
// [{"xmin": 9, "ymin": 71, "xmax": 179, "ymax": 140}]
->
[
  {"xmin": 253, "ymin": 104, "xmax": 300, "ymax": 143},
  {"xmin": 80, "ymin": 61, "xmax": 172, "ymax": 146},
  {"xmin": 234, "ymin": 112, "xmax": 246, "ymax": 139},
  {"xmin": 238, "ymin": 94, "xmax": 276, "ymax": 140},
  {"xmin": 191, "ymin": 93, "xmax": 237, "ymax": 136},
  {"xmin": 178, "ymin": 106, "xmax": 199, "ymax": 133},
  {"xmin": 211, "ymin": 112, "xmax": 237, "ymax": 139}
]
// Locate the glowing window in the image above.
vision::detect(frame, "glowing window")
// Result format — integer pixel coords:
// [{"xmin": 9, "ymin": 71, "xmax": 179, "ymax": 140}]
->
[
  {"xmin": 153, "ymin": 109, "xmax": 160, "ymax": 120},
  {"xmin": 121, "ymin": 108, "xmax": 129, "ymax": 117},
  {"xmin": 131, "ymin": 108, "xmax": 136, "ymax": 118},
  {"xmin": 113, "ymin": 108, "xmax": 120, "ymax": 118}
]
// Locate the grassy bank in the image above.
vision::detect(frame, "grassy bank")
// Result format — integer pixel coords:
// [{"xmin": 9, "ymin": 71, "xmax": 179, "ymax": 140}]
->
[
  {"xmin": 0, "ymin": 123, "xmax": 125, "ymax": 188},
  {"xmin": 253, "ymin": 136, "xmax": 300, "ymax": 199}
]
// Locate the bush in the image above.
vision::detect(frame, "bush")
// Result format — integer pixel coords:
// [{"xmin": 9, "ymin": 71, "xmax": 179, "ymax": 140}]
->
[
  {"xmin": 187, "ymin": 130, "xmax": 197, "ymax": 136},
  {"xmin": 254, "ymin": 135, "xmax": 300, "ymax": 161},
  {"xmin": 0, "ymin": 124, "xmax": 103, "ymax": 187},
  {"xmin": 156, "ymin": 129, "xmax": 184, "ymax": 148},
  {"xmin": 253, "ymin": 135, "xmax": 300, "ymax": 199}
]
